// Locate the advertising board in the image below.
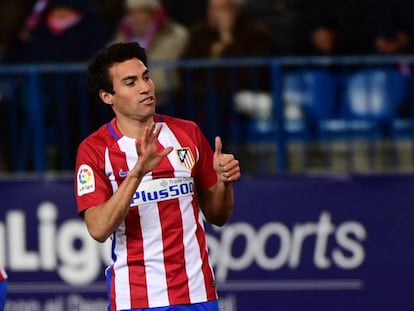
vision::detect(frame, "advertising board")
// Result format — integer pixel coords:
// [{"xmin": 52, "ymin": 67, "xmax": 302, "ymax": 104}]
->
[{"xmin": 1, "ymin": 175, "xmax": 413, "ymax": 310}]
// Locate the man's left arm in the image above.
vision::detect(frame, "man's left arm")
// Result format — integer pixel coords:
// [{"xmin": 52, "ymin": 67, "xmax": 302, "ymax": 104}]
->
[{"xmin": 198, "ymin": 136, "xmax": 241, "ymax": 226}]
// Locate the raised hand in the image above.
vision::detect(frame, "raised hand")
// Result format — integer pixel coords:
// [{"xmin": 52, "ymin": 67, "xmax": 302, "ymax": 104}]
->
[
  {"xmin": 133, "ymin": 122, "xmax": 173, "ymax": 176},
  {"xmin": 213, "ymin": 136, "xmax": 241, "ymax": 183}
]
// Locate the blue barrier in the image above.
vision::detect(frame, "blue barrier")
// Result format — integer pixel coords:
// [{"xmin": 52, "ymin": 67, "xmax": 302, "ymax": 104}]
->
[{"xmin": 2, "ymin": 55, "xmax": 414, "ymax": 175}]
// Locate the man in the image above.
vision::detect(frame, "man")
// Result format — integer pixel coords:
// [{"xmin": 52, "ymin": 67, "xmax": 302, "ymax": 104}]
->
[
  {"xmin": 74, "ymin": 42, "xmax": 241, "ymax": 311},
  {"xmin": 0, "ymin": 267, "xmax": 7, "ymax": 310}
]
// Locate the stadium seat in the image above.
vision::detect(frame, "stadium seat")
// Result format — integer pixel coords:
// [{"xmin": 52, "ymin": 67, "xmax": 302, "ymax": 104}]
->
[
  {"xmin": 319, "ymin": 67, "xmax": 407, "ymax": 141},
  {"xmin": 234, "ymin": 68, "xmax": 337, "ymax": 143},
  {"xmin": 281, "ymin": 68, "xmax": 336, "ymax": 140}
]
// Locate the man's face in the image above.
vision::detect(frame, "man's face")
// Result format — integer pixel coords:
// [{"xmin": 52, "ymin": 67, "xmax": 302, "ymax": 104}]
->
[{"xmin": 102, "ymin": 58, "xmax": 156, "ymax": 122}]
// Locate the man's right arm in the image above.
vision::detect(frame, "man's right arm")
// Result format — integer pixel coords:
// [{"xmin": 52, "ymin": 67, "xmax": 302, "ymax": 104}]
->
[
  {"xmin": 83, "ymin": 172, "xmax": 145, "ymax": 242},
  {"xmin": 82, "ymin": 123, "xmax": 173, "ymax": 243}
]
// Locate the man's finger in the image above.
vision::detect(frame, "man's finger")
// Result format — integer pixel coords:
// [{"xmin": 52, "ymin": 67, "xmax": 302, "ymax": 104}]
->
[
  {"xmin": 153, "ymin": 123, "xmax": 162, "ymax": 136},
  {"xmin": 215, "ymin": 136, "xmax": 222, "ymax": 156},
  {"xmin": 160, "ymin": 146, "xmax": 174, "ymax": 158}
]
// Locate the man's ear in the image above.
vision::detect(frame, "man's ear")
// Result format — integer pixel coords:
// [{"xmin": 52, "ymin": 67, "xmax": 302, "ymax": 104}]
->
[{"xmin": 99, "ymin": 90, "xmax": 113, "ymax": 106}]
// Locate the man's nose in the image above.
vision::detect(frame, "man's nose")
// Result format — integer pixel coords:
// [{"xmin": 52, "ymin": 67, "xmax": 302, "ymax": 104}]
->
[{"xmin": 138, "ymin": 80, "xmax": 150, "ymax": 92}]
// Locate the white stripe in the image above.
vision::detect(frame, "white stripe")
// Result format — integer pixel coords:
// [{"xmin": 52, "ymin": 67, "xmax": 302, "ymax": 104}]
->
[
  {"xmin": 157, "ymin": 122, "xmax": 209, "ymax": 301},
  {"xmin": 180, "ymin": 195, "xmax": 207, "ymax": 301},
  {"xmin": 141, "ymin": 123, "xmax": 179, "ymax": 306},
  {"xmin": 106, "ymin": 142, "xmax": 132, "ymax": 309},
  {"xmin": 157, "ymin": 122, "xmax": 192, "ymax": 176},
  {"xmin": 118, "ymin": 136, "xmax": 139, "ymax": 173},
  {"xmin": 113, "ymin": 234, "xmax": 131, "ymax": 309},
  {"xmin": 140, "ymin": 203, "xmax": 169, "ymax": 307},
  {"xmin": 104, "ymin": 147, "xmax": 118, "ymax": 194}
]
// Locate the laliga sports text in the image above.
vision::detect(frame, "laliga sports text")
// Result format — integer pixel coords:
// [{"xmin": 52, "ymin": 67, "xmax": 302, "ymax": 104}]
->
[
  {"xmin": 208, "ymin": 212, "xmax": 366, "ymax": 280},
  {"xmin": 0, "ymin": 202, "xmax": 366, "ymax": 286}
]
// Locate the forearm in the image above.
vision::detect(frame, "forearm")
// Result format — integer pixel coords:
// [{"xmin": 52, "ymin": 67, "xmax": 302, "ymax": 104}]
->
[
  {"xmin": 81, "ymin": 122, "xmax": 174, "ymax": 243},
  {"xmin": 85, "ymin": 173, "xmax": 143, "ymax": 242},
  {"xmin": 202, "ymin": 181, "xmax": 234, "ymax": 226}
]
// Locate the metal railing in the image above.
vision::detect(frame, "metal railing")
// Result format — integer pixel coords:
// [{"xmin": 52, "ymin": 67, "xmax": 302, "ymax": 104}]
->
[{"xmin": 2, "ymin": 55, "xmax": 414, "ymax": 176}]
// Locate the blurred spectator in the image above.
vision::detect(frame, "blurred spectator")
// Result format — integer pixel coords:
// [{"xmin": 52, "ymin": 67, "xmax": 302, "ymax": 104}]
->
[
  {"xmin": 0, "ymin": 0, "xmax": 35, "ymax": 62},
  {"xmin": 179, "ymin": 0, "xmax": 275, "ymax": 142},
  {"xmin": 371, "ymin": 0, "xmax": 414, "ymax": 118},
  {"xmin": 17, "ymin": 0, "xmax": 49, "ymax": 44},
  {"xmin": 304, "ymin": 25, "xmax": 338, "ymax": 56},
  {"xmin": 244, "ymin": 0, "xmax": 305, "ymax": 55},
  {"xmin": 182, "ymin": 0, "xmax": 275, "ymax": 59},
  {"xmin": 5, "ymin": 0, "xmax": 112, "ymax": 63},
  {"xmin": 110, "ymin": 0, "xmax": 189, "ymax": 110},
  {"xmin": 2, "ymin": 0, "xmax": 114, "ymax": 170},
  {"xmin": 298, "ymin": 0, "xmax": 378, "ymax": 55},
  {"xmin": 373, "ymin": 0, "xmax": 414, "ymax": 55},
  {"xmin": 374, "ymin": 30, "xmax": 413, "ymax": 55}
]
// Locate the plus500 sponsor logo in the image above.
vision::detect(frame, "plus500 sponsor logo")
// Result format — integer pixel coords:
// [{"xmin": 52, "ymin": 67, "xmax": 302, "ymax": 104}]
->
[
  {"xmin": 0, "ymin": 202, "xmax": 366, "ymax": 286},
  {"xmin": 131, "ymin": 182, "xmax": 194, "ymax": 205}
]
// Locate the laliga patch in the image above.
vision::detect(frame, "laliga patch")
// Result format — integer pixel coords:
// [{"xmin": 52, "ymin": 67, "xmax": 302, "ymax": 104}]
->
[
  {"xmin": 176, "ymin": 148, "xmax": 195, "ymax": 170},
  {"xmin": 77, "ymin": 164, "xmax": 95, "ymax": 196}
]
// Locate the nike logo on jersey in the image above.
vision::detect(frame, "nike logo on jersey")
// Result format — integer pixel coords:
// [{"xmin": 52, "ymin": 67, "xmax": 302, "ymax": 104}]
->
[{"xmin": 119, "ymin": 169, "xmax": 129, "ymax": 177}]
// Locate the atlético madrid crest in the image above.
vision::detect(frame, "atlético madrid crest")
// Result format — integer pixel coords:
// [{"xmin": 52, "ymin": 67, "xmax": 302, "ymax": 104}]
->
[{"xmin": 176, "ymin": 148, "xmax": 195, "ymax": 170}]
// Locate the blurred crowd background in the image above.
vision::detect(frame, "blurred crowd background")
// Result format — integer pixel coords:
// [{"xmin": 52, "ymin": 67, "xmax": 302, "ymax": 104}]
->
[
  {"xmin": 1, "ymin": 0, "xmax": 414, "ymax": 65},
  {"xmin": 1, "ymin": 0, "xmax": 414, "ymax": 175}
]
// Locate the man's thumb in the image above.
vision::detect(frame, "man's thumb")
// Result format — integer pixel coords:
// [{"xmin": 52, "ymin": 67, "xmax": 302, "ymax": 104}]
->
[{"xmin": 215, "ymin": 136, "xmax": 222, "ymax": 156}]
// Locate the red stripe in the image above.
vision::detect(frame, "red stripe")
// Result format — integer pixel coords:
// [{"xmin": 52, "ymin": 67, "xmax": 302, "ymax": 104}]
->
[
  {"xmin": 153, "ymin": 143, "xmax": 191, "ymax": 304},
  {"xmin": 109, "ymin": 143, "xmax": 149, "ymax": 308},
  {"xmin": 193, "ymin": 202, "xmax": 217, "ymax": 300},
  {"xmin": 125, "ymin": 207, "xmax": 149, "ymax": 308},
  {"xmin": 108, "ymin": 144, "xmax": 131, "ymax": 311},
  {"xmin": 158, "ymin": 199, "xmax": 191, "ymax": 304}
]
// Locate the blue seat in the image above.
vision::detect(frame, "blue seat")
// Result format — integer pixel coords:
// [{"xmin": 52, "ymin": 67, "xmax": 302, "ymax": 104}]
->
[
  {"xmin": 283, "ymin": 69, "xmax": 336, "ymax": 139},
  {"xmin": 235, "ymin": 68, "xmax": 336, "ymax": 144},
  {"xmin": 319, "ymin": 67, "xmax": 407, "ymax": 141}
]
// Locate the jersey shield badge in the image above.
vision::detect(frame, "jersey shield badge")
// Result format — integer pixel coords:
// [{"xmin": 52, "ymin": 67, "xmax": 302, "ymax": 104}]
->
[{"xmin": 176, "ymin": 148, "xmax": 195, "ymax": 170}]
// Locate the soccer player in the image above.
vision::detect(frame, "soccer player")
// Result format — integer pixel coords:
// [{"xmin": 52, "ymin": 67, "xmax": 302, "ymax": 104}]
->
[
  {"xmin": 0, "ymin": 267, "xmax": 7, "ymax": 309},
  {"xmin": 74, "ymin": 42, "xmax": 241, "ymax": 311}
]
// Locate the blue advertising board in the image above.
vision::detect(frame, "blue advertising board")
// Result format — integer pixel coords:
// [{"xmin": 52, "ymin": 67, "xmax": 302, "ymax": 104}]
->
[{"xmin": 1, "ymin": 175, "xmax": 414, "ymax": 310}]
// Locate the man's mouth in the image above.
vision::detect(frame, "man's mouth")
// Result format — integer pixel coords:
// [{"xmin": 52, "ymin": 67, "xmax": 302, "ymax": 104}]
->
[{"xmin": 140, "ymin": 96, "xmax": 154, "ymax": 104}]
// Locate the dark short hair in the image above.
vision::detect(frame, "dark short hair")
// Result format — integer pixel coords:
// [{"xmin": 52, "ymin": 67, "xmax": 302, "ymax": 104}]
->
[{"xmin": 87, "ymin": 42, "xmax": 148, "ymax": 103}]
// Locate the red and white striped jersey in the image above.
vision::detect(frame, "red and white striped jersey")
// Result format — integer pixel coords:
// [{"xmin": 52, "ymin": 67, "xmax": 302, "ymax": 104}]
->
[
  {"xmin": 75, "ymin": 115, "xmax": 218, "ymax": 310},
  {"xmin": 0, "ymin": 267, "xmax": 7, "ymax": 282}
]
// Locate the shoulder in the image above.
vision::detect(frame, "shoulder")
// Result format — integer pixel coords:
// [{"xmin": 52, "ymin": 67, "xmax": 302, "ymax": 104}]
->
[
  {"xmin": 161, "ymin": 115, "xmax": 200, "ymax": 131},
  {"xmin": 77, "ymin": 122, "xmax": 115, "ymax": 154},
  {"xmin": 160, "ymin": 115, "xmax": 210, "ymax": 146}
]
